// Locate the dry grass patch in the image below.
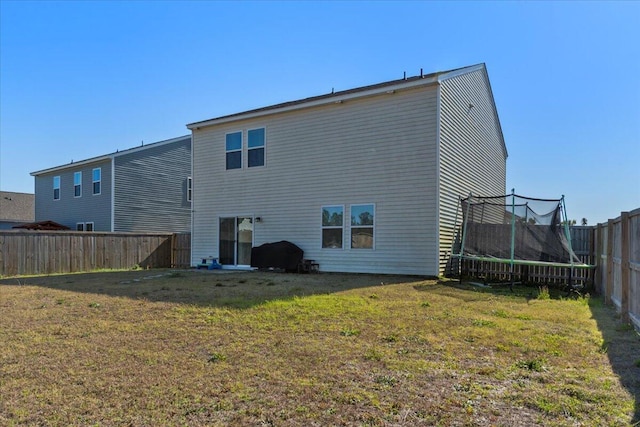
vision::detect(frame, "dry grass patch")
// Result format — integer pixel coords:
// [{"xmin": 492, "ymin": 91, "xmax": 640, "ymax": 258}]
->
[{"xmin": 1, "ymin": 269, "xmax": 638, "ymax": 426}]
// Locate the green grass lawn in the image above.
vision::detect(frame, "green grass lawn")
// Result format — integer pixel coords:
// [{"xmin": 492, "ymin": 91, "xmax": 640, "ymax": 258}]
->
[{"xmin": 1, "ymin": 269, "xmax": 638, "ymax": 426}]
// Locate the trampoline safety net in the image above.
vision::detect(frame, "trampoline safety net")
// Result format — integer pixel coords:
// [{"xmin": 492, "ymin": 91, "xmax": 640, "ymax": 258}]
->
[{"xmin": 453, "ymin": 193, "xmax": 584, "ymax": 268}]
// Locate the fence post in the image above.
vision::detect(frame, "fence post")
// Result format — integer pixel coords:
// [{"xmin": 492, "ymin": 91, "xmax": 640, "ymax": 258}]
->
[
  {"xmin": 588, "ymin": 226, "xmax": 595, "ymax": 289},
  {"xmin": 594, "ymin": 225, "xmax": 602, "ymax": 294},
  {"xmin": 171, "ymin": 233, "xmax": 176, "ymax": 268},
  {"xmin": 620, "ymin": 212, "xmax": 630, "ymax": 322},
  {"xmin": 606, "ymin": 219, "xmax": 614, "ymax": 305}
]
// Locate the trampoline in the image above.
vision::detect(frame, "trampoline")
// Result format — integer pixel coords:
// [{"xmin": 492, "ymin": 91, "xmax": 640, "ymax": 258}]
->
[{"xmin": 450, "ymin": 190, "xmax": 593, "ymax": 288}]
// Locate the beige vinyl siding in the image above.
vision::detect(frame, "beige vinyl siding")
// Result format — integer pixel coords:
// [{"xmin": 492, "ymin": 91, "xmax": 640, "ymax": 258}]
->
[
  {"xmin": 438, "ymin": 68, "xmax": 507, "ymax": 274},
  {"xmin": 193, "ymin": 85, "xmax": 441, "ymax": 275}
]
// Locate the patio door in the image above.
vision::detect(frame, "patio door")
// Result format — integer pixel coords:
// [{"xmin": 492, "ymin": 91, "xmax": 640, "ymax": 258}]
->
[{"xmin": 219, "ymin": 216, "xmax": 253, "ymax": 266}]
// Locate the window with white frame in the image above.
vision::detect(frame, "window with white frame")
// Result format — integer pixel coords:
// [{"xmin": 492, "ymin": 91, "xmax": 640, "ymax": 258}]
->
[
  {"xmin": 92, "ymin": 168, "xmax": 101, "ymax": 195},
  {"xmin": 322, "ymin": 205, "xmax": 344, "ymax": 249},
  {"xmin": 53, "ymin": 176, "xmax": 60, "ymax": 200},
  {"xmin": 187, "ymin": 176, "xmax": 192, "ymax": 202},
  {"xmin": 74, "ymin": 171, "xmax": 82, "ymax": 197},
  {"xmin": 77, "ymin": 222, "xmax": 94, "ymax": 231},
  {"xmin": 226, "ymin": 132, "xmax": 242, "ymax": 170},
  {"xmin": 350, "ymin": 204, "xmax": 375, "ymax": 249},
  {"xmin": 248, "ymin": 128, "xmax": 265, "ymax": 167}
]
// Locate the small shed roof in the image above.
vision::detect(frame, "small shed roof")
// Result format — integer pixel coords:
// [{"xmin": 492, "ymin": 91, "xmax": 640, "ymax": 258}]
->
[{"xmin": 12, "ymin": 220, "xmax": 71, "ymax": 230}]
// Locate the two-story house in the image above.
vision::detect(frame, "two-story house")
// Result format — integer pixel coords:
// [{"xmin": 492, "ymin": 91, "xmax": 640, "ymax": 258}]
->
[
  {"xmin": 31, "ymin": 135, "xmax": 192, "ymax": 233},
  {"xmin": 187, "ymin": 63, "xmax": 507, "ymax": 276}
]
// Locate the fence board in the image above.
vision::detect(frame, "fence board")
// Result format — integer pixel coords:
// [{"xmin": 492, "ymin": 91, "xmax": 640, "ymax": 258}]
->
[{"xmin": 171, "ymin": 233, "xmax": 191, "ymax": 268}]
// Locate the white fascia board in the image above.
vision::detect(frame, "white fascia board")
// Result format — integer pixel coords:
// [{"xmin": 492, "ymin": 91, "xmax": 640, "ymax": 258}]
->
[
  {"xmin": 436, "ymin": 63, "xmax": 486, "ymax": 83},
  {"xmin": 187, "ymin": 77, "xmax": 439, "ymax": 130}
]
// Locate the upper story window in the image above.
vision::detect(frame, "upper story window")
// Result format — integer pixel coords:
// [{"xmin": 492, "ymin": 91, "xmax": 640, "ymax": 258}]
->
[
  {"xmin": 92, "ymin": 168, "xmax": 101, "ymax": 195},
  {"xmin": 74, "ymin": 172, "xmax": 82, "ymax": 197},
  {"xmin": 248, "ymin": 128, "xmax": 265, "ymax": 167},
  {"xmin": 351, "ymin": 204, "xmax": 375, "ymax": 249},
  {"xmin": 187, "ymin": 176, "xmax": 192, "ymax": 202},
  {"xmin": 226, "ymin": 132, "xmax": 242, "ymax": 170},
  {"xmin": 322, "ymin": 205, "xmax": 344, "ymax": 249},
  {"xmin": 53, "ymin": 176, "xmax": 60, "ymax": 200}
]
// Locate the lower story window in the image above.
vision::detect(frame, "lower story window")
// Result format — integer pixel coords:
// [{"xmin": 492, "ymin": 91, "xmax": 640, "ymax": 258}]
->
[
  {"xmin": 76, "ymin": 222, "xmax": 94, "ymax": 231},
  {"xmin": 322, "ymin": 206, "xmax": 344, "ymax": 249},
  {"xmin": 351, "ymin": 204, "xmax": 375, "ymax": 249}
]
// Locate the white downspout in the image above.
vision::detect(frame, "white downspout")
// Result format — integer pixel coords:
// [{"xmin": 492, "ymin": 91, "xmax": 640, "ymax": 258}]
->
[{"xmin": 110, "ymin": 157, "xmax": 115, "ymax": 232}]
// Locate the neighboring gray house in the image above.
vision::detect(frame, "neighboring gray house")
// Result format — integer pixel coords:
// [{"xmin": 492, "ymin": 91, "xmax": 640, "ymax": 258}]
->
[
  {"xmin": 188, "ymin": 63, "xmax": 507, "ymax": 276},
  {"xmin": 31, "ymin": 135, "xmax": 192, "ymax": 233},
  {"xmin": 0, "ymin": 191, "xmax": 35, "ymax": 229}
]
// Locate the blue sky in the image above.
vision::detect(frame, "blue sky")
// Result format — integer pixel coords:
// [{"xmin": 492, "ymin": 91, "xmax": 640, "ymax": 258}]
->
[{"xmin": 1, "ymin": 1, "xmax": 638, "ymax": 224}]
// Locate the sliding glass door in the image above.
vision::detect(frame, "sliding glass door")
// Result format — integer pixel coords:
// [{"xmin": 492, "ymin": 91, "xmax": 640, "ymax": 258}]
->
[{"xmin": 219, "ymin": 216, "xmax": 253, "ymax": 266}]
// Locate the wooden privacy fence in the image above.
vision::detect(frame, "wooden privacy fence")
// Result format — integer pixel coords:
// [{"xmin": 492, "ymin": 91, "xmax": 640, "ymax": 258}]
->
[
  {"xmin": 593, "ymin": 208, "xmax": 640, "ymax": 329},
  {"xmin": 0, "ymin": 231, "xmax": 191, "ymax": 277}
]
